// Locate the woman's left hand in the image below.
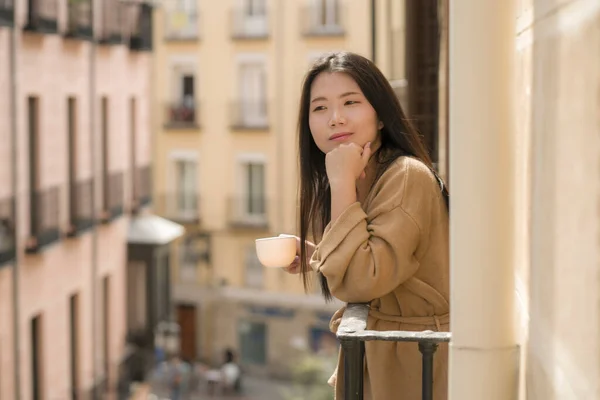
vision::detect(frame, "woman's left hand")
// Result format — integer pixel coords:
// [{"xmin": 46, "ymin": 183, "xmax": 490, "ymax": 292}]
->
[{"xmin": 325, "ymin": 142, "xmax": 372, "ymax": 187}]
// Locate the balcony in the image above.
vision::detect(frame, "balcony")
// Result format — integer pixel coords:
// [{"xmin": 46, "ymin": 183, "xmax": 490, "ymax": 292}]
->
[
  {"xmin": 165, "ymin": 8, "xmax": 199, "ymax": 41},
  {"xmin": 129, "ymin": 3, "xmax": 153, "ymax": 51},
  {"xmin": 155, "ymin": 192, "xmax": 199, "ymax": 224},
  {"xmin": 101, "ymin": 172, "xmax": 124, "ymax": 224},
  {"xmin": 231, "ymin": 8, "xmax": 269, "ymax": 39},
  {"xmin": 24, "ymin": 0, "xmax": 58, "ymax": 34},
  {"xmin": 337, "ymin": 304, "xmax": 451, "ymax": 400},
  {"xmin": 99, "ymin": 0, "xmax": 123, "ymax": 44},
  {"xmin": 164, "ymin": 101, "xmax": 199, "ymax": 129},
  {"xmin": 230, "ymin": 100, "xmax": 269, "ymax": 130},
  {"xmin": 132, "ymin": 165, "xmax": 152, "ymax": 213},
  {"xmin": 67, "ymin": 178, "xmax": 94, "ymax": 237},
  {"xmin": 25, "ymin": 186, "xmax": 61, "ymax": 254},
  {"xmin": 0, "ymin": 196, "xmax": 15, "ymax": 266},
  {"xmin": 65, "ymin": 0, "xmax": 93, "ymax": 40},
  {"xmin": 228, "ymin": 196, "xmax": 268, "ymax": 230},
  {"xmin": 300, "ymin": 5, "xmax": 345, "ymax": 37},
  {"xmin": 0, "ymin": 0, "xmax": 14, "ymax": 27}
]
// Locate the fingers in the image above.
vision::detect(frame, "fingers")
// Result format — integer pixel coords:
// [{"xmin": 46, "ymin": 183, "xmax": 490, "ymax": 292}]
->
[{"xmin": 361, "ymin": 142, "xmax": 372, "ymax": 165}]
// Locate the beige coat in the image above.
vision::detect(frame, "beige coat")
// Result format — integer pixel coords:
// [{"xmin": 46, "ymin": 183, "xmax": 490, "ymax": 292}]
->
[{"xmin": 310, "ymin": 156, "xmax": 450, "ymax": 400}]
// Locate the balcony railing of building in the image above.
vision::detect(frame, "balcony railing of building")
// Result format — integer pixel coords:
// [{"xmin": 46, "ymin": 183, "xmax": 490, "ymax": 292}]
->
[
  {"xmin": 164, "ymin": 8, "xmax": 199, "ymax": 40},
  {"xmin": 65, "ymin": 0, "xmax": 93, "ymax": 40},
  {"xmin": 24, "ymin": 0, "xmax": 58, "ymax": 34},
  {"xmin": 228, "ymin": 196, "xmax": 268, "ymax": 229},
  {"xmin": 0, "ymin": 195, "xmax": 16, "ymax": 266},
  {"xmin": 101, "ymin": 172, "xmax": 124, "ymax": 224},
  {"xmin": 0, "ymin": 0, "xmax": 14, "ymax": 27},
  {"xmin": 230, "ymin": 100, "xmax": 269, "ymax": 130},
  {"xmin": 300, "ymin": 4, "xmax": 345, "ymax": 37},
  {"xmin": 155, "ymin": 192, "xmax": 200, "ymax": 224},
  {"xmin": 230, "ymin": 8, "xmax": 269, "ymax": 39},
  {"xmin": 164, "ymin": 101, "xmax": 199, "ymax": 129},
  {"xmin": 67, "ymin": 178, "xmax": 94, "ymax": 237},
  {"xmin": 129, "ymin": 2, "xmax": 153, "ymax": 51},
  {"xmin": 132, "ymin": 165, "xmax": 152, "ymax": 213},
  {"xmin": 99, "ymin": 0, "xmax": 124, "ymax": 44},
  {"xmin": 337, "ymin": 303, "xmax": 451, "ymax": 400},
  {"xmin": 26, "ymin": 185, "xmax": 61, "ymax": 254}
]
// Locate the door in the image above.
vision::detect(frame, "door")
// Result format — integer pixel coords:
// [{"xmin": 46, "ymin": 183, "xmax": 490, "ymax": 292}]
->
[{"xmin": 177, "ymin": 304, "xmax": 197, "ymax": 361}]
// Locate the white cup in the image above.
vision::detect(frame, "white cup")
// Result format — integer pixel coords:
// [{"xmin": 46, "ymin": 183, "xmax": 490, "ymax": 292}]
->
[{"xmin": 255, "ymin": 234, "xmax": 297, "ymax": 268}]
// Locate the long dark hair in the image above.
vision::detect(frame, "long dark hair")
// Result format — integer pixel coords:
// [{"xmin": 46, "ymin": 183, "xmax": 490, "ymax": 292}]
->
[{"xmin": 297, "ymin": 51, "xmax": 447, "ymax": 301}]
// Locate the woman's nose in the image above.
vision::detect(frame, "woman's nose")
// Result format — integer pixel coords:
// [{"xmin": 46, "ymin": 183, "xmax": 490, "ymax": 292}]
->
[{"xmin": 329, "ymin": 108, "xmax": 346, "ymax": 127}]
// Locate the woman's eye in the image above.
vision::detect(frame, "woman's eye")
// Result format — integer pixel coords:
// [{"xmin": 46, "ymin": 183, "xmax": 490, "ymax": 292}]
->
[
  {"xmin": 345, "ymin": 100, "xmax": 358, "ymax": 105},
  {"xmin": 313, "ymin": 106, "xmax": 326, "ymax": 112}
]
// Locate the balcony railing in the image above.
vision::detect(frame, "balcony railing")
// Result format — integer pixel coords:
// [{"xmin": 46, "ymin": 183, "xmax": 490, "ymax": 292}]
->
[
  {"xmin": 164, "ymin": 101, "xmax": 199, "ymax": 128},
  {"xmin": 65, "ymin": 0, "xmax": 93, "ymax": 40},
  {"xmin": 230, "ymin": 100, "xmax": 269, "ymax": 130},
  {"xmin": 101, "ymin": 172, "xmax": 124, "ymax": 223},
  {"xmin": 129, "ymin": 3, "xmax": 153, "ymax": 51},
  {"xmin": 26, "ymin": 186, "xmax": 61, "ymax": 254},
  {"xmin": 300, "ymin": 5, "xmax": 345, "ymax": 37},
  {"xmin": 24, "ymin": 0, "xmax": 58, "ymax": 34},
  {"xmin": 0, "ymin": 0, "xmax": 14, "ymax": 26},
  {"xmin": 0, "ymin": 196, "xmax": 15, "ymax": 266},
  {"xmin": 228, "ymin": 196, "xmax": 268, "ymax": 229},
  {"xmin": 132, "ymin": 165, "xmax": 152, "ymax": 213},
  {"xmin": 99, "ymin": 0, "xmax": 124, "ymax": 44},
  {"xmin": 337, "ymin": 304, "xmax": 451, "ymax": 400},
  {"xmin": 165, "ymin": 8, "xmax": 199, "ymax": 40},
  {"xmin": 155, "ymin": 192, "xmax": 199, "ymax": 224},
  {"xmin": 230, "ymin": 8, "xmax": 269, "ymax": 39},
  {"xmin": 67, "ymin": 178, "xmax": 94, "ymax": 237}
]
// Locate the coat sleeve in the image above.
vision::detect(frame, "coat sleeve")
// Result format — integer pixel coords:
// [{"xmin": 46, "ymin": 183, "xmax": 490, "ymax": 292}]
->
[{"xmin": 309, "ymin": 201, "xmax": 421, "ymax": 303}]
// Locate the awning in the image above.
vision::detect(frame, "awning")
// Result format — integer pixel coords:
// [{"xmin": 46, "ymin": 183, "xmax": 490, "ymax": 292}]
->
[{"xmin": 127, "ymin": 214, "xmax": 185, "ymax": 245}]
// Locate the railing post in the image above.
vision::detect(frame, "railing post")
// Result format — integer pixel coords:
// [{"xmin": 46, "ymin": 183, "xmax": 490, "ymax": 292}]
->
[
  {"xmin": 418, "ymin": 341, "xmax": 438, "ymax": 400},
  {"xmin": 341, "ymin": 338, "xmax": 365, "ymax": 400}
]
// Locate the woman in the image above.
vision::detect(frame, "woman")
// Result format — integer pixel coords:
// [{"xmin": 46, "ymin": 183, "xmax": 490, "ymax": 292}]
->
[{"xmin": 284, "ymin": 52, "xmax": 450, "ymax": 400}]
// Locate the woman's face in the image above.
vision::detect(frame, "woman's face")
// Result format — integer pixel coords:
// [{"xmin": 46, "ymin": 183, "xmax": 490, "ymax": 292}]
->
[{"xmin": 308, "ymin": 72, "xmax": 382, "ymax": 154}]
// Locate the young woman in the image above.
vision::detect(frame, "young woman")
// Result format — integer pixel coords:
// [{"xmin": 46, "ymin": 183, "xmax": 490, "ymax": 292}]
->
[{"xmin": 283, "ymin": 52, "xmax": 450, "ymax": 400}]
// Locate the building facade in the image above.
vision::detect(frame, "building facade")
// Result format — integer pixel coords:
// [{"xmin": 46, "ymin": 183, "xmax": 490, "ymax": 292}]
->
[{"xmin": 0, "ymin": 0, "xmax": 156, "ymax": 398}]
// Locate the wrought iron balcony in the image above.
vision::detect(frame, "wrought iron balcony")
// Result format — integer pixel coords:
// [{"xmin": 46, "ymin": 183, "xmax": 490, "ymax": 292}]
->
[
  {"xmin": 0, "ymin": 195, "xmax": 15, "ymax": 266},
  {"xmin": 337, "ymin": 303, "xmax": 451, "ymax": 400},
  {"xmin": 129, "ymin": 2, "xmax": 153, "ymax": 51},
  {"xmin": 65, "ymin": 0, "xmax": 93, "ymax": 40},
  {"xmin": 164, "ymin": 8, "xmax": 199, "ymax": 40},
  {"xmin": 300, "ymin": 4, "xmax": 345, "ymax": 37},
  {"xmin": 132, "ymin": 165, "xmax": 152, "ymax": 213},
  {"xmin": 230, "ymin": 8, "xmax": 269, "ymax": 39},
  {"xmin": 101, "ymin": 172, "xmax": 124, "ymax": 224},
  {"xmin": 164, "ymin": 101, "xmax": 199, "ymax": 128},
  {"xmin": 155, "ymin": 192, "xmax": 199, "ymax": 224},
  {"xmin": 24, "ymin": 0, "xmax": 58, "ymax": 34},
  {"xmin": 228, "ymin": 196, "xmax": 269, "ymax": 230},
  {"xmin": 230, "ymin": 100, "xmax": 269, "ymax": 130},
  {"xmin": 0, "ymin": 0, "xmax": 14, "ymax": 27},
  {"xmin": 67, "ymin": 178, "xmax": 94, "ymax": 237},
  {"xmin": 99, "ymin": 0, "xmax": 123, "ymax": 44},
  {"xmin": 26, "ymin": 186, "xmax": 61, "ymax": 254}
]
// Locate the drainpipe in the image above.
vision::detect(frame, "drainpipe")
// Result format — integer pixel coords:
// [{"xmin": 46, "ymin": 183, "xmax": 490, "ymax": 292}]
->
[
  {"xmin": 448, "ymin": 2, "xmax": 519, "ymax": 400},
  {"xmin": 370, "ymin": 0, "xmax": 376, "ymax": 63},
  {"xmin": 9, "ymin": 4, "xmax": 21, "ymax": 399},
  {"xmin": 275, "ymin": 0, "xmax": 284, "ymax": 233}
]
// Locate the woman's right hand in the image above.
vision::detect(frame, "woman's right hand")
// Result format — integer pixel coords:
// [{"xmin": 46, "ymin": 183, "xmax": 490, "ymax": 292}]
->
[{"xmin": 281, "ymin": 235, "xmax": 315, "ymax": 274}]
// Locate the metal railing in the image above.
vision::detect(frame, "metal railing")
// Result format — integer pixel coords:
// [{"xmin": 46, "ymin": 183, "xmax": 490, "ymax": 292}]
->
[
  {"xmin": 300, "ymin": 5, "xmax": 345, "ymax": 37},
  {"xmin": 230, "ymin": 100, "xmax": 269, "ymax": 130},
  {"xmin": 165, "ymin": 8, "xmax": 199, "ymax": 40},
  {"xmin": 337, "ymin": 303, "xmax": 451, "ymax": 400},
  {"xmin": 24, "ymin": 0, "xmax": 58, "ymax": 33},
  {"xmin": 0, "ymin": 195, "xmax": 15, "ymax": 266},
  {"xmin": 155, "ymin": 192, "xmax": 199, "ymax": 223},
  {"xmin": 165, "ymin": 101, "xmax": 199, "ymax": 127},
  {"xmin": 67, "ymin": 178, "xmax": 94, "ymax": 237},
  {"xmin": 99, "ymin": 0, "xmax": 123, "ymax": 44},
  {"xmin": 228, "ymin": 196, "xmax": 268, "ymax": 229},
  {"xmin": 0, "ymin": 0, "xmax": 14, "ymax": 26},
  {"xmin": 230, "ymin": 8, "xmax": 269, "ymax": 39},
  {"xmin": 26, "ymin": 185, "xmax": 61, "ymax": 253},
  {"xmin": 101, "ymin": 172, "xmax": 124, "ymax": 223},
  {"xmin": 129, "ymin": 2, "xmax": 153, "ymax": 51},
  {"xmin": 66, "ymin": 0, "xmax": 93, "ymax": 39}
]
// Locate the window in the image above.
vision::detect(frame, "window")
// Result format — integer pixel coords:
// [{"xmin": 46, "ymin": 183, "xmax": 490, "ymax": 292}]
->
[
  {"xmin": 244, "ymin": 161, "xmax": 265, "ymax": 217},
  {"xmin": 68, "ymin": 97, "xmax": 77, "ymax": 226},
  {"xmin": 27, "ymin": 96, "xmax": 40, "ymax": 236},
  {"xmin": 244, "ymin": 245, "xmax": 263, "ymax": 288},
  {"xmin": 179, "ymin": 236, "xmax": 198, "ymax": 282},
  {"xmin": 239, "ymin": 320, "xmax": 267, "ymax": 365},
  {"xmin": 244, "ymin": 0, "xmax": 266, "ymax": 17},
  {"xmin": 238, "ymin": 62, "xmax": 267, "ymax": 126},
  {"xmin": 101, "ymin": 97, "xmax": 109, "ymax": 212},
  {"xmin": 316, "ymin": 0, "xmax": 339, "ymax": 27},
  {"xmin": 173, "ymin": 157, "xmax": 197, "ymax": 218}
]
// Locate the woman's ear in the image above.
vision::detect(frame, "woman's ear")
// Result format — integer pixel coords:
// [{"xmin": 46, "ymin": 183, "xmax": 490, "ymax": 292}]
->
[{"xmin": 378, "ymin": 120, "xmax": 384, "ymax": 130}]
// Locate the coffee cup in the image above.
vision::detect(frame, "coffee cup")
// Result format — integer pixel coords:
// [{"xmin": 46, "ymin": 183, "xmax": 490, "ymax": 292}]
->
[{"xmin": 255, "ymin": 234, "xmax": 297, "ymax": 268}]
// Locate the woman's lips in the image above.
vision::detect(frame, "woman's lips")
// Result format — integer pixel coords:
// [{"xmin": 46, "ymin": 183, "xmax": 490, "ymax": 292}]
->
[{"xmin": 329, "ymin": 132, "xmax": 353, "ymax": 141}]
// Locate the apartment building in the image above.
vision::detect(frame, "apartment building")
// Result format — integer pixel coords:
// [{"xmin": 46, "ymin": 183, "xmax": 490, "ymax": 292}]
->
[{"xmin": 0, "ymin": 0, "xmax": 166, "ymax": 399}]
